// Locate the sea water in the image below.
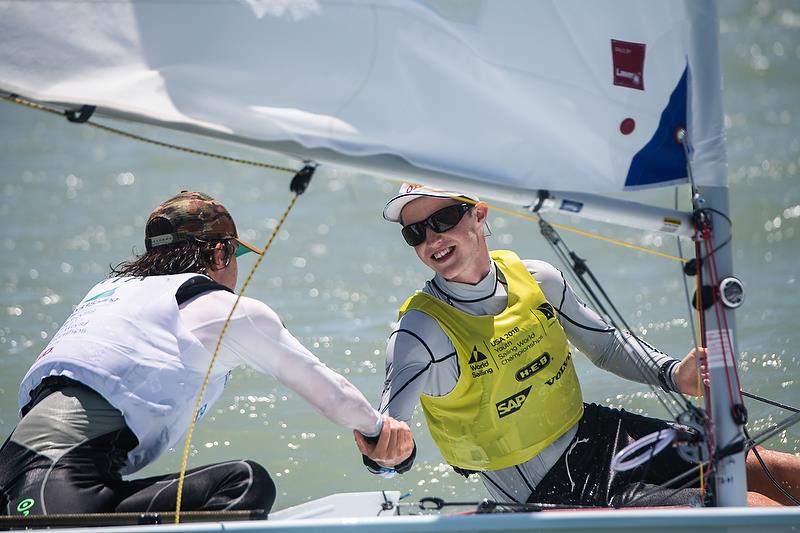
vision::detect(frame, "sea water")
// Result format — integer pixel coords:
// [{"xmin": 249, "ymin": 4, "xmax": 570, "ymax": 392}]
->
[{"xmin": 0, "ymin": 0, "xmax": 797, "ymax": 509}]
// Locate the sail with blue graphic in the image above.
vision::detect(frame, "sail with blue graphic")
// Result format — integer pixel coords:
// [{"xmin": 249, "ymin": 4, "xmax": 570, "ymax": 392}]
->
[{"xmin": 0, "ymin": 1, "xmax": 724, "ymax": 195}]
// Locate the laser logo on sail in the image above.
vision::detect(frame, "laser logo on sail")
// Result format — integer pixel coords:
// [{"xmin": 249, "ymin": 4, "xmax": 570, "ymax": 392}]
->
[{"xmin": 611, "ymin": 39, "xmax": 645, "ymax": 90}]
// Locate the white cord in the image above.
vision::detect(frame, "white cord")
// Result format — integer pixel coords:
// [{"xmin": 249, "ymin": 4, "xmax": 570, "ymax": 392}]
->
[{"xmin": 611, "ymin": 429, "xmax": 677, "ymax": 472}]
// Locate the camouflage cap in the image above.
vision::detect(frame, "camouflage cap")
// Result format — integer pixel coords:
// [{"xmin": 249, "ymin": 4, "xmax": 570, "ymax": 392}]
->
[{"xmin": 145, "ymin": 191, "xmax": 262, "ymax": 256}]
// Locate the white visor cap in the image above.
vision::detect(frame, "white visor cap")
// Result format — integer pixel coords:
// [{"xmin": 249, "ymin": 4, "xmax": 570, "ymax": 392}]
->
[{"xmin": 383, "ymin": 183, "xmax": 480, "ymax": 224}]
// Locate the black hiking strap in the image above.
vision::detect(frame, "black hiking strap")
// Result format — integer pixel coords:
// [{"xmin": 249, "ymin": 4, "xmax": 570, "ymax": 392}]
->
[{"xmin": 176, "ymin": 275, "xmax": 233, "ymax": 305}]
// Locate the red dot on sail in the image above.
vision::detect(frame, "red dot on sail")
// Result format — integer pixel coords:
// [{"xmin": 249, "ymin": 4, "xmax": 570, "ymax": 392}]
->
[{"xmin": 620, "ymin": 118, "xmax": 636, "ymax": 135}]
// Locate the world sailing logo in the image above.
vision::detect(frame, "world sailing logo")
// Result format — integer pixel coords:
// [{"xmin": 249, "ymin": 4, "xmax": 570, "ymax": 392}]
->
[
  {"xmin": 536, "ymin": 303, "xmax": 556, "ymax": 320},
  {"xmin": 469, "ymin": 346, "xmax": 493, "ymax": 378}
]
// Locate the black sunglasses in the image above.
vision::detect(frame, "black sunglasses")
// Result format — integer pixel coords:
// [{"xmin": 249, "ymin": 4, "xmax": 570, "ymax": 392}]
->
[{"xmin": 401, "ymin": 203, "xmax": 473, "ymax": 246}]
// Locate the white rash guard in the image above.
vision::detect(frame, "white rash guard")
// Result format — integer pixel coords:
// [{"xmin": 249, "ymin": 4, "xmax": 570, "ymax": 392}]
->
[
  {"xmin": 379, "ymin": 259, "xmax": 679, "ymax": 503},
  {"xmin": 180, "ymin": 289, "xmax": 383, "ymax": 437},
  {"xmin": 20, "ymin": 275, "xmax": 382, "ymax": 473}
]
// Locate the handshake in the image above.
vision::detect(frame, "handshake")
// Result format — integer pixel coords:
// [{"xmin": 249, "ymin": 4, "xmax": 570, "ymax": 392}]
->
[{"xmin": 353, "ymin": 416, "xmax": 414, "ymax": 471}]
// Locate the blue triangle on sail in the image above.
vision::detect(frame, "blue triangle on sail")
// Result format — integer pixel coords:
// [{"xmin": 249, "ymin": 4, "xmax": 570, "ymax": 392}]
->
[{"xmin": 624, "ymin": 67, "xmax": 688, "ymax": 189}]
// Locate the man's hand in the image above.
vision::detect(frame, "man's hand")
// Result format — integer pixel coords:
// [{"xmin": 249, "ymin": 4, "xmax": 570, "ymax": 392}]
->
[
  {"xmin": 673, "ymin": 347, "xmax": 709, "ymax": 396},
  {"xmin": 353, "ymin": 416, "xmax": 413, "ymax": 467}
]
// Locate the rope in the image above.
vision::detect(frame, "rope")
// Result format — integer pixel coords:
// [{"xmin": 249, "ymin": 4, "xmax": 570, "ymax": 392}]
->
[
  {"xmin": 486, "ymin": 202, "xmax": 689, "ymax": 263},
  {"xmin": 2, "ymin": 94, "xmax": 315, "ymax": 522},
  {"xmin": 174, "ymin": 188, "xmax": 305, "ymax": 523},
  {"xmin": 4, "ymin": 95, "xmax": 297, "ymax": 174}
]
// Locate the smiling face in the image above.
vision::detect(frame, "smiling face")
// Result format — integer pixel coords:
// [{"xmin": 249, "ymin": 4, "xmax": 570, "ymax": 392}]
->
[{"xmin": 400, "ymin": 196, "xmax": 491, "ymax": 284}]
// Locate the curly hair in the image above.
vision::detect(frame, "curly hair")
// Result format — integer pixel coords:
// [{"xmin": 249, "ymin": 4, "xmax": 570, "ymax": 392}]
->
[{"xmin": 110, "ymin": 218, "xmax": 236, "ymax": 278}]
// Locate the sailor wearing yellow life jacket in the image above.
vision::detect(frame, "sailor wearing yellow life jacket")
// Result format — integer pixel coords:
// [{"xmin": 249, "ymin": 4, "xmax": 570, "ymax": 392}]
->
[{"xmin": 353, "ymin": 183, "xmax": 800, "ymax": 507}]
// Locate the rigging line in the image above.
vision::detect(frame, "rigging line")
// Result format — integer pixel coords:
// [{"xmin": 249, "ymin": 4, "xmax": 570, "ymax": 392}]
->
[
  {"xmin": 702, "ymin": 235, "xmax": 744, "ymax": 407},
  {"xmin": 741, "ymin": 390, "xmax": 800, "ymax": 413},
  {"xmin": 678, "ymin": 129, "xmax": 697, "ymax": 195},
  {"xmin": 742, "ymin": 411, "xmax": 800, "ymax": 451},
  {"xmin": 543, "ymin": 231, "xmax": 611, "ymax": 322},
  {"xmin": 538, "ymin": 216, "xmax": 691, "ymax": 421},
  {"xmin": 389, "ymin": 184, "xmax": 690, "ymax": 263},
  {"xmin": 675, "ymin": 189, "xmax": 699, "ymax": 350},
  {"xmin": 550, "ymin": 272, "xmax": 685, "ymax": 419},
  {"xmin": 679, "ymin": 139, "xmax": 714, "ymax": 493},
  {"xmin": 744, "ymin": 427, "xmax": 800, "ymax": 506},
  {"xmin": 174, "ymin": 173, "xmax": 311, "ymax": 523},
  {"xmin": 496, "ymin": 202, "xmax": 689, "ymax": 263},
  {"xmin": 709, "ymin": 250, "xmax": 744, "ymax": 401},
  {"xmin": 3, "ymin": 95, "xmax": 297, "ymax": 174},
  {"xmin": 620, "ymin": 462, "xmax": 707, "ymax": 508},
  {"xmin": 541, "ymin": 216, "xmax": 690, "ymax": 408},
  {"xmin": 692, "ymin": 230, "xmax": 717, "ymax": 478}
]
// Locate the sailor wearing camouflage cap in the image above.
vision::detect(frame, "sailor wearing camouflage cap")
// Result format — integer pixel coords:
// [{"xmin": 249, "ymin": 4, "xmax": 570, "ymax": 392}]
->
[
  {"xmin": 3, "ymin": 191, "xmax": 413, "ymax": 518},
  {"xmin": 145, "ymin": 190, "xmax": 262, "ymax": 257}
]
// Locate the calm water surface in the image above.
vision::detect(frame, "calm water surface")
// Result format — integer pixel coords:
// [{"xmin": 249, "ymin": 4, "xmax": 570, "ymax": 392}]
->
[{"xmin": 0, "ymin": 1, "xmax": 798, "ymax": 508}]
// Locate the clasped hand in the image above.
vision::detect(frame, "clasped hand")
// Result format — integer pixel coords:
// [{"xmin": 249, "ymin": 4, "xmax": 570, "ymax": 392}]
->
[{"xmin": 353, "ymin": 416, "xmax": 413, "ymax": 467}]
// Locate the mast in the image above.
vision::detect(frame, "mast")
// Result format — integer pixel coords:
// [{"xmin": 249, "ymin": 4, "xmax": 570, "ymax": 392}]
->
[
  {"xmin": 684, "ymin": 0, "xmax": 747, "ymax": 506},
  {"xmin": 697, "ymin": 186, "xmax": 747, "ymax": 506}
]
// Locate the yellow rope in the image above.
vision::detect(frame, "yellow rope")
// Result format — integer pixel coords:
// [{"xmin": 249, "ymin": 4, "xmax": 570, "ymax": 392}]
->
[
  {"xmin": 488, "ymin": 203, "xmax": 689, "ymax": 264},
  {"xmin": 174, "ymin": 192, "xmax": 302, "ymax": 523},
  {"xmin": 3, "ymin": 94, "xmax": 306, "ymax": 521},
  {"xmin": 692, "ymin": 262, "xmax": 707, "ymax": 498},
  {"xmin": 390, "ymin": 182, "xmax": 690, "ymax": 264}
]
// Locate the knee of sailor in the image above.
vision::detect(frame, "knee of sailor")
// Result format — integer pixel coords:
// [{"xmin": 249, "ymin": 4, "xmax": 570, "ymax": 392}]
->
[{"xmin": 241, "ymin": 460, "xmax": 276, "ymax": 511}]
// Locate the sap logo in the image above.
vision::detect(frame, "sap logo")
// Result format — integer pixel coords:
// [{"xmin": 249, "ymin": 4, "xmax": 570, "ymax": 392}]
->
[
  {"xmin": 545, "ymin": 353, "xmax": 572, "ymax": 386},
  {"xmin": 515, "ymin": 352, "xmax": 551, "ymax": 382},
  {"xmin": 495, "ymin": 386, "xmax": 532, "ymax": 418},
  {"xmin": 536, "ymin": 303, "xmax": 556, "ymax": 320}
]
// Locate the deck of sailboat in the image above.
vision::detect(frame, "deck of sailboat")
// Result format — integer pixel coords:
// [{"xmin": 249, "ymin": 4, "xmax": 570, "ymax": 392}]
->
[{"xmin": 11, "ymin": 506, "xmax": 800, "ymax": 533}]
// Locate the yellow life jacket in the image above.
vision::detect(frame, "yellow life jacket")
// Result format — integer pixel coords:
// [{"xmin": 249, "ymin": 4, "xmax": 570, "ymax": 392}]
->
[{"xmin": 399, "ymin": 250, "xmax": 583, "ymax": 471}]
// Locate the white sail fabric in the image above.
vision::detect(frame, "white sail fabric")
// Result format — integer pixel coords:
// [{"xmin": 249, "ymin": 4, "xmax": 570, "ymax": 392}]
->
[{"xmin": 0, "ymin": 0, "xmax": 725, "ymax": 193}]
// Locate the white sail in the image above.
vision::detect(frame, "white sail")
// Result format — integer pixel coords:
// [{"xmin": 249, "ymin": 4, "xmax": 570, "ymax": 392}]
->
[{"xmin": 0, "ymin": 0, "xmax": 724, "ymax": 194}]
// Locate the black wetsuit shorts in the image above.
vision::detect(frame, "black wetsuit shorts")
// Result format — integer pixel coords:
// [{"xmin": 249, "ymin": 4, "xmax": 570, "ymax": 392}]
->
[
  {"xmin": 0, "ymin": 378, "xmax": 275, "ymax": 517},
  {"xmin": 528, "ymin": 403, "xmax": 703, "ymax": 507}
]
